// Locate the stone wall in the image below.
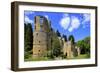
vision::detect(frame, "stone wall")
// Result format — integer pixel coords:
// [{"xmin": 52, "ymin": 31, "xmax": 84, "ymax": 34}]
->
[
  {"xmin": 33, "ymin": 31, "xmax": 48, "ymax": 57},
  {"xmin": 33, "ymin": 15, "xmax": 80, "ymax": 59},
  {"xmin": 63, "ymin": 40, "xmax": 80, "ymax": 58},
  {"xmin": 33, "ymin": 16, "xmax": 51, "ymax": 58},
  {"xmin": 63, "ymin": 41, "xmax": 74, "ymax": 58}
]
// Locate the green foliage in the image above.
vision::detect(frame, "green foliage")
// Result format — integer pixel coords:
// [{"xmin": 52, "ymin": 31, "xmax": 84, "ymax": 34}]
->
[
  {"xmin": 84, "ymin": 37, "xmax": 90, "ymax": 53},
  {"xmin": 56, "ymin": 30, "xmax": 61, "ymax": 37},
  {"xmin": 24, "ymin": 23, "xmax": 33, "ymax": 59},
  {"xmin": 47, "ymin": 51, "xmax": 54, "ymax": 59},
  {"xmin": 63, "ymin": 34, "xmax": 67, "ymax": 42},
  {"xmin": 77, "ymin": 36, "xmax": 90, "ymax": 54},
  {"xmin": 52, "ymin": 38, "xmax": 61, "ymax": 49},
  {"xmin": 50, "ymin": 31, "xmax": 62, "ymax": 57},
  {"xmin": 68, "ymin": 35, "xmax": 75, "ymax": 44},
  {"xmin": 52, "ymin": 31, "xmax": 61, "ymax": 49},
  {"xmin": 52, "ymin": 48, "xmax": 61, "ymax": 57},
  {"xmin": 62, "ymin": 54, "xmax": 67, "ymax": 59}
]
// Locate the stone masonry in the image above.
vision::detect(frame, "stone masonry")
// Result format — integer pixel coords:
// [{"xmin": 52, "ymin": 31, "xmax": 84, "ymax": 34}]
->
[{"xmin": 32, "ymin": 15, "xmax": 80, "ymax": 58}]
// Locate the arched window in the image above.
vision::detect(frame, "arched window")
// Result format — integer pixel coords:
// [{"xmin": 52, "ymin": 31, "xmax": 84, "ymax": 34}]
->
[
  {"xmin": 38, "ymin": 50, "xmax": 40, "ymax": 52},
  {"xmin": 39, "ymin": 18, "xmax": 44, "ymax": 32},
  {"xmin": 66, "ymin": 53, "xmax": 67, "ymax": 56},
  {"xmin": 36, "ymin": 33, "xmax": 38, "ymax": 36},
  {"xmin": 40, "ymin": 18, "xmax": 43, "ymax": 24},
  {"xmin": 34, "ymin": 17, "xmax": 36, "ymax": 23}
]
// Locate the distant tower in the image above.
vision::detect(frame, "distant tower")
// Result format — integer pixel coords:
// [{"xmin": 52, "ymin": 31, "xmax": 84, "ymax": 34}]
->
[
  {"xmin": 33, "ymin": 16, "xmax": 51, "ymax": 58},
  {"xmin": 66, "ymin": 41, "xmax": 74, "ymax": 58},
  {"xmin": 63, "ymin": 40, "xmax": 74, "ymax": 58}
]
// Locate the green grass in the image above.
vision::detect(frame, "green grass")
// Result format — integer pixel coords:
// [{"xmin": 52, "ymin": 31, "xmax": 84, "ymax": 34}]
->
[
  {"xmin": 75, "ymin": 54, "xmax": 90, "ymax": 59},
  {"xmin": 67, "ymin": 54, "xmax": 90, "ymax": 60},
  {"xmin": 24, "ymin": 53, "xmax": 90, "ymax": 61},
  {"xmin": 25, "ymin": 57, "xmax": 50, "ymax": 62}
]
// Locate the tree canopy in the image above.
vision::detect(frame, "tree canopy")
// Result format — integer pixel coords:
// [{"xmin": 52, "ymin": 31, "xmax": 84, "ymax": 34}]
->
[
  {"xmin": 68, "ymin": 35, "xmax": 75, "ymax": 44},
  {"xmin": 24, "ymin": 23, "xmax": 33, "ymax": 59},
  {"xmin": 63, "ymin": 34, "xmax": 67, "ymax": 42},
  {"xmin": 56, "ymin": 30, "xmax": 61, "ymax": 37},
  {"xmin": 76, "ymin": 36, "xmax": 90, "ymax": 54}
]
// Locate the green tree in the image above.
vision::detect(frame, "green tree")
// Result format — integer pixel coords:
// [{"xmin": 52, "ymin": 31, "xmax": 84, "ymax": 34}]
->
[
  {"xmin": 56, "ymin": 30, "xmax": 61, "ymax": 37},
  {"xmin": 68, "ymin": 35, "xmax": 75, "ymax": 44},
  {"xmin": 77, "ymin": 37, "xmax": 90, "ymax": 54},
  {"xmin": 24, "ymin": 23, "xmax": 33, "ymax": 59},
  {"xmin": 63, "ymin": 34, "xmax": 67, "ymax": 42},
  {"xmin": 84, "ymin": 37, "xmax": 90, "ymax": 53},
  {"xmin": 77, "ymin": 40, "xmax": 85, "ymax": 54},
  {"xmin": 53, "ymin": 48, "xmax": 61, "ymax": 57},
  {"xmin": 51, "ymin": 31, "xmax": 62, "ymax": 57}
]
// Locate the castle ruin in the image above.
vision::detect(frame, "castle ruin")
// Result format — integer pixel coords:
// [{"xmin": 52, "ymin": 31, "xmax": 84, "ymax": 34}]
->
[
  {"xmin": 32, "ymin": 15, "xmax": 80, "ymax": 59},
  {"xmin": 32, "ymin": 16, "xmax": 51, "ymax": 58}
]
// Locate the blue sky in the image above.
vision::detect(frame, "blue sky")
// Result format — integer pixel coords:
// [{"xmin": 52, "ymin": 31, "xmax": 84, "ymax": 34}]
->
[{"xmin": 24, "ymin": 11, "xmax": 90, "ymax": 42}]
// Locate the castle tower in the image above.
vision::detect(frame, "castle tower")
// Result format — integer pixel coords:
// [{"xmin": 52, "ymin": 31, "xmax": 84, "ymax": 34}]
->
[
  {"xmin": 66, "ymin": 41, "xmax": 74, "ymax": 58},
  {"xmin": 33, "ymin": 16, "xmax": 51, "ymax": 58},
  {"xmin": 63, "ymin": 40, "xmax": 75, "ymax": 58}
]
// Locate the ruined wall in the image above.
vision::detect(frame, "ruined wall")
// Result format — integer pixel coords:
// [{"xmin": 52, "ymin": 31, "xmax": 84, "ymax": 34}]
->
[
  {"xmin": 63, "ymin": 41, "xmax": 75, "ymax": 58},
  {"xmin": 63, "ymin": 40, "xmax": 80, "ymax": 58},
  {"xmin": 33, "ymin": 31, "xmax": 48, "ymax": 57},
  {"xmin": 33, "ymin": 16, "xmax": 80, "ymax": 58},
  {"xmin": 33, "ymin": 16, "xmax": 51, "ymax": 58}
]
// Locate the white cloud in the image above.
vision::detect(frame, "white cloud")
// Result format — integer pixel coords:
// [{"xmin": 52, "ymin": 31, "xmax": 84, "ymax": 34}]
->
[
  {"xmin": 82, "ymin": 14, "xmax": 90, "ymax": 24},
  {"xmin": 59, "ymin": 14, "xmax": 70, "ymax": 30},
  {"xmin": 68, "ymin": 27, "xmax": 73, "ymax": 32},
  {"xmin": 82, "ymin": 14, "xmax": 90, "ymax": 28},
  {"xmin": 83, "ymin": 14, "xmax": 90, "ymax": 22},
  {"xmin": 59, "ymin": 14, "xmax": 84, "ymax": 32},
  {"xmin": 68, "ymin": 16, "xmax": 80, "ymax": 32},
  {"xmin": 25, "ymin": 16, "xmax": 33, "ymax": 24}
]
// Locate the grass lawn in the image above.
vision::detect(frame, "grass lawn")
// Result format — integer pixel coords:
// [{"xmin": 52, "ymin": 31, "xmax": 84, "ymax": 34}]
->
[
  {"xmin": 25, "ymin": 57, "xmax": 50, "ymax": 62},
  {"xmin": 67, "ymin": 54, "xmax": 90, "ymax": 60},
  {"xmin": 24, "ymin": 53, "xmax": 90, "ymax": 61},
  {"xmin": 75, "ymin": 54, "xmax": 90, "ymax": 59}
]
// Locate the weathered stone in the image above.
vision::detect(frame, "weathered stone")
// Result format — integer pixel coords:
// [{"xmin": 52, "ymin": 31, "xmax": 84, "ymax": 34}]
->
[
  {"xmin": 33, "ymin": 16, "xmax": 51, "ymax": 58},
  {"xmin": 32, "ymin": 15, "xmax": 80, "ymax": 59}
]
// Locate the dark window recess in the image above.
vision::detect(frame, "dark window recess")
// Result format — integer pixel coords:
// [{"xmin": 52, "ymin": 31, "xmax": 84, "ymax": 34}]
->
[
  {"xmin": 39, "ymin": 41, "xmax": 40, "ymax": 43},
  {"xmin": 66, "ymin": 53, "xmax": 67, "ymax": 56},
  {"xmin": 39, "ymin": 50, "xmax": 40, "ymax": 52},
  {"xmin": 36, "ymin": 33, "xmax": 38, "ymax": 35},
  {"xmin": 34, "ymin": 17, "xmax": 36, "ymax": 23}
]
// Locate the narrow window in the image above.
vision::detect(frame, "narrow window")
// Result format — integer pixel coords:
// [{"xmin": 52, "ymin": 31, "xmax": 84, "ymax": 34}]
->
[
  {"xmin": 34, "ymin": 17, "xmax": 36, "ymax": 23},
  {"xmin": 36, "ymin": 33, "xmax": 38, "ymax": 35},
  {"xmin": 66, "ymin": 53, "xmax": 67, "ymax": 56},
  {"xmin": 39, "ymin": 50, "xmax": 40, "ymax": 52},
  {"xmin": 39, "ymin": 41, "xmax": 40, "ymax": 43}
]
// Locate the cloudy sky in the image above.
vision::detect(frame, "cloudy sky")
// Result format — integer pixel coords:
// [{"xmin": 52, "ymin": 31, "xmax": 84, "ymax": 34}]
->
[{"xmin": 24, "ymin": 11, "xmax": 90, "ymax": 42}]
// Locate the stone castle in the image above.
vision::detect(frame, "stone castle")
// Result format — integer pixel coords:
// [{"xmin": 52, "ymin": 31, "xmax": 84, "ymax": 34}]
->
[{"xmin": 32, "ymin": 16, "xmax": 80, "ymax": 59}]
